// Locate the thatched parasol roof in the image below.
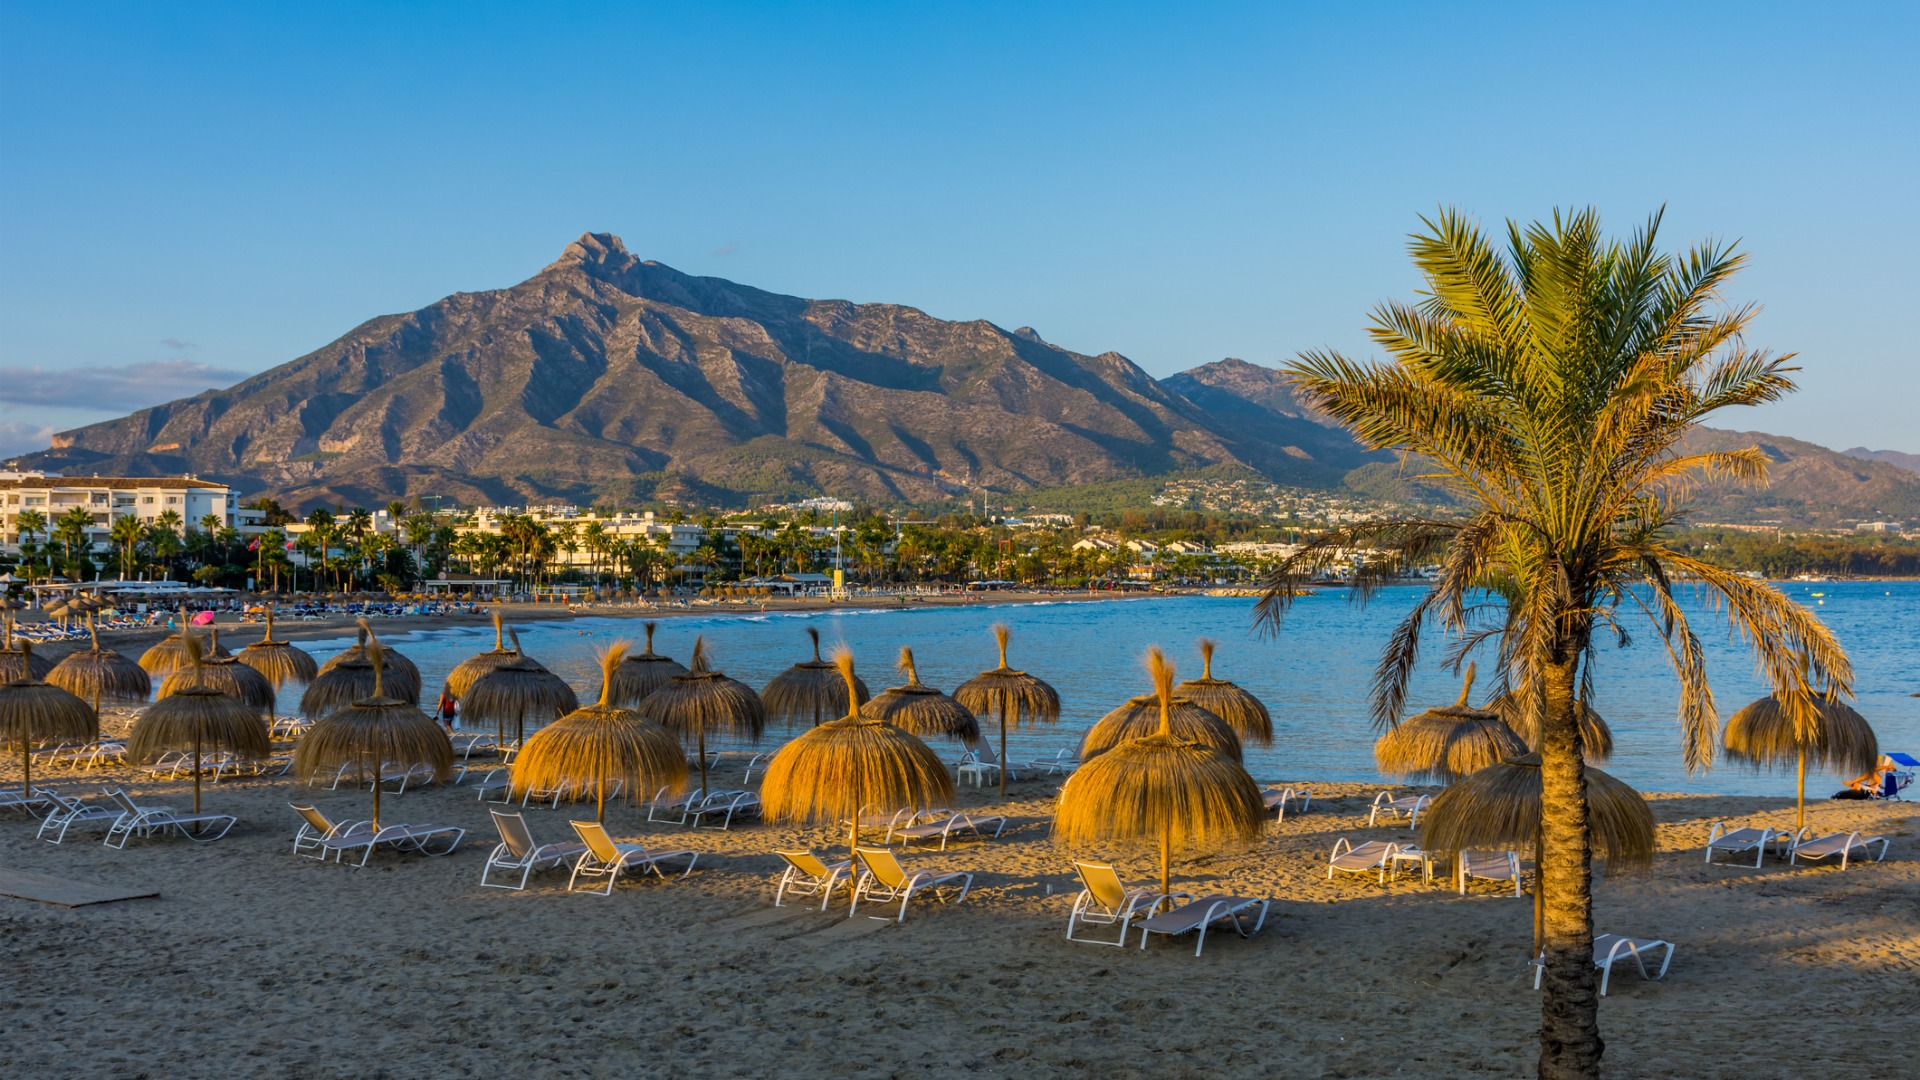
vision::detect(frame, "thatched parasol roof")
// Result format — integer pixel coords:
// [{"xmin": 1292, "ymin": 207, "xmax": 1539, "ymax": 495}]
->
[
  {"xmin": 292, "ymin": 639, "xmax": 452, "ymax": 829},
  {"xmin": 513, "ymin": 642, "xmax": 690, "ymax": 822},
  {"xmin": 1079, "ymin": 694, "xmax": 1242, "ymax": 763},
  {"xmin": 953, "ymin": 624, "xmax": 1062, "ymax": 797},
  {"xmin": 1374, "ymin": 664, "xmax": 1527, "ymax": 784},
  {"xmin": 301, "ymin": 621, "xmax": 422, "ymax": 714},
  {"xmin": 462, "ymin": 643, "xmax": 579, "ymax": 744},
  {"xmin": 159, "ymin": 629, "xmax": 274, "ymax": 711},
  {"xmin": 47, "ymin": 647, "xmax": 151, "ymax": 709},
  {"xmin": 1054, "ymin": 646, "xmax": 1265, "ymax": 897},
  {"xmin": 0, "ymin": 598, "xmax": 52, "ymax": 681},
  {"xmin": 444, "ymin": 611, "xmax": 538, "ymax": 699},
  {"xmin": 0, "ymin": 641, "xmax": 98, "ymax": 795},
  {"xmin": 1485, "ymin": 690, "xmax": 1613, "ymax": 761},
  {"xmin": 859, "ymin": 647, "xmax": 980, "ymax": 743},
  {"xmin": 139, "ymin": 628, "xmax": 231, "ymax": 677},
  {"xmin": 238, "ymin": 609, "xmax": 319, "ymax": 690},
  {"xmin": 761, "ymin": 649, "xmax": 954, "ymax": 852},
  {"xmin": 1724, "ymin": 690, "xmax": 1878, "ymax": 829},
  {"xmin": 602, "ymin": 621, "xmax": 688, "ymax": 708},
  {"xmin": 1174, "ymin": 638, "xmax": 1273, "ymax": 746},
  {"xmin": 640, "ymin": 637, "xmax": 766, "ymax": 795},
  {"xmin": 762, "ymin": 627, "xmax": 870, "ymax": 726},
  {"xmin": 318, "ymin": 625, "xmax": 421, "ymax": 686},
  {"xmin": 127, "ymin": 636, "xmax": 269, "ymax": 815}
]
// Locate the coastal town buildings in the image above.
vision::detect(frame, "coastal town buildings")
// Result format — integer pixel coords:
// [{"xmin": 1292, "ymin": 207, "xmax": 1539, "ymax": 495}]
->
[{"xmin": 0, "ymin": 470, "xmax": 237, "ymax": 554}]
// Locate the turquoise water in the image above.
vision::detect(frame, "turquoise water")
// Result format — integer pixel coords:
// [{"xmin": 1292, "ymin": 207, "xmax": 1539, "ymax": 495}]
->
[{"xmin": 297, "ymin": 581, "xmax": 1920, "ymax": 796}]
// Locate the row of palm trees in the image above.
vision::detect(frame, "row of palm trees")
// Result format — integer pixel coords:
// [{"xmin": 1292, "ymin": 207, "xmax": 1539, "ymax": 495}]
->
[{"xmin": 10, "ymin": 507, "xmax": 238, "ymax": 584}]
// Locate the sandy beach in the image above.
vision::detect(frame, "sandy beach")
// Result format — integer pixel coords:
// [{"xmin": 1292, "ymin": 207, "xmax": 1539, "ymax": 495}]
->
[{"xmin": 1, "ymin": 729, "xmax": 1912, "ymax": 1079}]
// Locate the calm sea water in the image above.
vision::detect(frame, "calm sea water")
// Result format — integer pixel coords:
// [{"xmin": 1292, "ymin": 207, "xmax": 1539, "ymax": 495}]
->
[{"xmin": 295, "ymin": 581, "xmax": 1920, "ymax": 796}]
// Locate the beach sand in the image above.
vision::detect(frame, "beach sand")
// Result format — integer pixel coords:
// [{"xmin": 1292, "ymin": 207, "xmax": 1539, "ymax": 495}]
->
[{"xmin": 1, "ymin": 732, "xmax": 1913, "ymax": 1080}]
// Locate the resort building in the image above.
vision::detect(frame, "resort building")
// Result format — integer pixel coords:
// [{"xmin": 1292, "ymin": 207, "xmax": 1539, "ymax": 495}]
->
[{"xmin": 0, "ymin": 471, "xmax": 237, "ymax": 553}]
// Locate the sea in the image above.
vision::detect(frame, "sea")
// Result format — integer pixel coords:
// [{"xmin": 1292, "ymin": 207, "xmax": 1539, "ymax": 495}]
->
[{"xmin": 292, "ymin": 580, "xmax": 1920, "ymax": 797}]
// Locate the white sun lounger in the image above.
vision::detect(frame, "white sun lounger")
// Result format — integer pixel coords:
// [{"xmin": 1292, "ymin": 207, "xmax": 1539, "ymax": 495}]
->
[
  {"xmin": 1789, "ymin": 831, "xmax": 1891, "ymax": 869},
  {"xmin": 1025, "ymin": 748, "xmax": 1080, "ymax": 776},
  {"xmin": 850, "ymin": 846, "xmax": 972, "ymax": 922},
  {"xmin": 480, "ymin": 809, "xmax": 588, "ymax": 890},
  {"xmin": 774, "ymin": 849, "xmax": 854, "ymax": 910},
  {"xmin": 688, "ymin": 790, "xmax": 761, "ymax": 830},
  {"xmin": 1534, "ymin": 933, "xmax": 1674, "ymax": 996},
  {"xmin": 35, "ymin": 790, "xmax": 121, "ymax": 844},
  {"xmin": 1456, "ymin": 850, "xmax": 1523, "ymax": 896},
  {"xmin": 1134, "ymin": 895, "xmax": 1270, "ymax": 957},
  {"xmin": 888, "ymin": 809, "xmax": 1008, "ymax": 850},
  {"xmin": 1262, "ymin": 787, "xmax": 1312, "ymax": 824},
  {"xmin": 290, "ymin": 804, "xmax": 465, "ymax": 868},
  {"xmin": 0, "ymin": 787, "xmax": 56, "ymax": 816},
  {"xmin": 1703, "ymin": 823, "xmax": 1789, "ymax": 867},
  {"xmin": 644, "ymin": 786, "xmax": 715, "ymax": 825},
  {"xmin": 102, "ymin": 788, "xmax": 237, "ymax": 848},
  {"xmin": 1368, "ymin": 790, "xmax": 1432, "ymax": 827},
  {"xmin": 1066, "ymin": 860, "xmax": 1184, "ymax": 948},
  {"xmin": 567, "ymin": 821, "xmax": 698, "ymax": 894},
  {"xmin": 1328, "ymin": 838, "xmax": 1429, "ymax": 884}
]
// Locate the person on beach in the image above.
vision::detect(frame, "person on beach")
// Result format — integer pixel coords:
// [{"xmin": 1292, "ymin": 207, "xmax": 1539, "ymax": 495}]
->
[{"xmin": 437, "ymin": 690, "xmax": 458, "ymax": 733}]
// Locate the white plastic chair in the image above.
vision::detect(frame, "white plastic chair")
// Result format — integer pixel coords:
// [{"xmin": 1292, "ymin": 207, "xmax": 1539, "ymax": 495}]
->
[
  {"xmin": 773, "ymin": 849, "xmax": 853, "ymax": 910},
  {"xmin": 480, "ymin": 809, "xmax": 587, "ymax": 890},
  {"xmin": 1367, "ymin": 789, "xmax": 1431, "ymax": 827},
  {"xmin": 1534, "ymin": 934, "xmax": 1674, "ymax": 996},
  {"xmin": 849, "ymin": 846, "xmax": 972, "ymax": 922},
  {"xmin": 1065, "ymin": 860, "xmax": 1180, "ymax": 948}
]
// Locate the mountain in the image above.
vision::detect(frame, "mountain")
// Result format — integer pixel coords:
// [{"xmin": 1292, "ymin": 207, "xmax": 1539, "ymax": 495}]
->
[
  {"xmin": 1842, "ymin": 446, "xmax": 1920, "ymax": 476},
  {"xmin": 22, "ymin": 234, "xmax": 1344, "ymax": 508},
  {"xmin": 1160, "ymin": 358, "xmax": 1381, "ymax": 472}
]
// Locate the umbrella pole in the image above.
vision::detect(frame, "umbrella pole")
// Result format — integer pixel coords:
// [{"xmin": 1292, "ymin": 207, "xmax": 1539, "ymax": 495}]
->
[
  {"xmin": 697, "ymin": 725, "xmax": 709, "ymax": 796},
  {"xmin": 372, "ymin": 751, "xmax": 382, "ymax": 830},
  {"xmin": 1796, "ymin": 746, "xmax": 1806, "ymax": 832},
  {"xmin": 998, "ymin": 696, "xmax": 1012, "ymax": 799},
  {"xmin": 1532, "ymin": 831, "xmax": 1544, "ymax": 955},
  {"xmin": 1160, "ymin": 820, "xmax": 1171, "ymax": 898},
  {"xmin": 192, "ymin": 731, "xmax": 203, "ymax": 817},
  {"xmin": 596, "ymin": 753, "xmax": 607, "ymax": 824},
  {"xmin": 21, "ymin": 742, "xmax": 30, "ymax": 798}
]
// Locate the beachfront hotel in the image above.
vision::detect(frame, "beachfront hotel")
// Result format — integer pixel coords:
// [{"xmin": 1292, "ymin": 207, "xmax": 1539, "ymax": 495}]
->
[{"xmin": 0, "ymin": 470, "xmax": 238, "ymax": 553}]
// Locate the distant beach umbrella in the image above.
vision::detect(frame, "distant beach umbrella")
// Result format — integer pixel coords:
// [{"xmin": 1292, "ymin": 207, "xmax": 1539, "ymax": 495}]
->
[
  {"xmin": 513, "ymin": 642, "xmax": 689, "ymax": 823},
  {"xmin": 0, "ymin": 599, "xmax": 55, "ymax": 680},
  {"xmin": 139, "ymin": 627, "xmax": 231, "ymax": 677},
  {"xmin": 444, "ymin": 611, "xmax": 536, "ymax": 699},
  {"xmin": 318, "ymin": 624, "xmax": 421, "ymax": 691},
  {"xmin": 1054, "ymin": 647, "xmax": 1265, "ymax": 898},
  {"xmin": 303, "ymin": 622, "xmax": 422, "ymax": 714},
  {"xmin": 47, "ymin": 599, "xmax": 151, "ymax": 716},
  {"xmin": 761, "ymin": 649, "xmax": 953, "ymax": 854},
  {"xmin": 0, "ymin": 642, "xmax": 97, "ymax": 798},
  {"xmin": 1174, "ymin": 639, "xmax": 1273, "ymax": 746},
  {"xmin": 1374, "ymin": 664, "xmax": 1527, "ymax": 784},
  {"xmin": 1079, "ymin": 694, "xmax": 1241, "ymax": 763},
  {"xmin": 463, "ymin": 638, "xmax": 579, "ymax": 749},
  {"xmin": 602, "ymin": 621, "xmax": 688, "ymax": 707},
  {"xmin": 1485, "ymin": 690, "xmax": 1613, "ymax": 762},
  {"xmin": 292, "ymin": 637, "xmax": 451, "ymax": 830},
  {"xmin": 1419, "ymin": 752, "xmax": 1654, "ymax": 951},
  {"xmin": 859, "ymin": 647, "xmax": 979, "ymax": 743},
  {"xmin": 238, "ymin": 608, "xmax": 319, "ymax": 692},
  {"xmin": 1724, "ymin": 689, "xmax": 1877, "ymax": 831},
  {"xmin": 159, "ymin": 629, "xmax": 275, "ymax": 712},
  {"xmin": 128, "ymin": 635, "xmax": 269, "ymax": 818},
  {"xmin": 641, "ymin": 638, "xmax": 766, "ymax": 796},
  {"xmin": 762, "ymin": 627, "xmax": 870, "ymax": 727},
  {"xmin": 954, "ymin": 624, "xmax": 1061, "ymax": 798}
]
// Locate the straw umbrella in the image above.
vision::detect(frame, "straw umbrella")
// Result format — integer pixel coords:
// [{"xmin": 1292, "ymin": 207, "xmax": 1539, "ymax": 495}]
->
[
  {"xmin": 444, "ymin": 611, "xmax": 535, "ymax": 699},
  {"xmin": 1486, "ymin": 690, "xmax": 1613, "ymax": 762},
  {"xmin": 761, "ymin": 649, "xmax": 953, "ymax": 856},
  {"xmin": 1079, "ymin": 694, "xmax": 1242, "ymax": 763},
  {"xmin": 640, "ymin": 638, "xmax": 766, "ymax": 796},
  {"xmin": 302, "ymin": 623, "xmax": 422, "ymax": 714},
  {"xmin": 159, "ymin": 629, "xmax": 275, "ymax": 712},
  {"xmin": 511, "ymin": 642, "xmax": 688, "ymax": 822},
  {"xmin": 0, "ymin": 642, "xmax": 97, "ymax": 798},
  {"xmin": 602, "ymin": 621, "xmax": 688, "ymax": 707},
  {"xmin": 858, "ymin": 647, "xmax": 980, "ymax": 743},
  {"xmin": 292, "ymin": 638, "xmax": 452, "ymax": 830},
  {"xmin": 0, "ymin": 596, "xmax": 52, "ymax": 680},
  {"xmin": 1054, "ymin": 647, "xmax": 1265, "ymax": 898},
  {"xmin": 139, "ymin": 626, "xmax": 231, "ymax": 677},
  {"xmin": 1374, "ymin": 664, "xmax": 1527, "ymax": 784},
  {"xmin": 238, "ymin": 608, "xmax": 319, "ymax": 718},
  {"xmin": 1174, "ymin": 638, "xmax": 1273, "ymax": 746},
  {"xmin": 762, "ymin": 627, "xmax": 870, "ymax": 727},
  {"xmin": 1724, "ymin": 691, "xmax": 1878, "ymax": 831},
  {"xmin": 1419, "ymin": 753, "xmax": 1655, "ymax": 952},
  {"xmin": 953, "ymin": 624, "xmax": 1061, "ymax": 797},
  {"xmin": 317, "ymin": 624, "xmax": 422, "ymax": 691},
  {"xmin": 127, "ymin": 636, "xmax": 270, "ymax": 817},
  {"xmin": 463, "ymin": 639, "xmax": 579, "ymax": 748},
  {"xmin": 47, "ymin": 598, "xmax": 151, "ymax": 718}
]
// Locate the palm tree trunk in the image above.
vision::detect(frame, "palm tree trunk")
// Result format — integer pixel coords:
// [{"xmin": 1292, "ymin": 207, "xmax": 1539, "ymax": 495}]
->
[{"xmin": 1536, "ymin": 656, "xmax": 1602, "ymax": 1080}]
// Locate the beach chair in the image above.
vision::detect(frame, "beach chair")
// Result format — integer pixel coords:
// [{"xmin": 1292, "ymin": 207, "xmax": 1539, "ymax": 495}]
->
[
  {"xmin": 849, "ymin": 846, "xmax": 972, "ymax": 922},
  {"xmin": 1262, "ymin": 787, "xmax": 1312, "ymax": 824},
  {"xmin": 458, "ymin": 766, "xmax": 515, "ymax": 803},
  {"xmin": 774, "ymin": 849, "xmax": 853, "ymax": 910},
  {"xmin": 644, "ymin": 786, "xmax": 710, "ymax": 825},
  {"xmin": 1328, "ymin": 838, "xmax": 1429, "ymax": 884},
  {"xmin": 1533, "ymin": 934, "xmax": 1674, "ymax": 996},
  {"xmin": 449, "ymin": 732, "xmax": 499, "ymax": 760},
  {"xmin": 1066, "ymin": 860, "xmax": 1182, "ymax": 948},
  {"xmin": 888, "ymin": 809, "xmax": 1009, "ymax": 850},
  {"xmin": 1455, "ymin": 850, "xmax": 1523, "ymax": 896},
  {"xmin": 1025, "ymin": 748, "xmax": 1080, "ymax": 776},
  {"xmin": 289, "ymin": 804, "xmax": 463, "ymax": 868},
  {"xmin": 49, "ymin": 740, "xmax": 126, "ymax": 772},
  {"xmin": 956, "ymin": 742, "xmax": 1019, "ymax": 789},
  {"xmin": 102, "ymin": 788, "xmax": 237, "ymax": 848},
  {"xmin": 480, "ymin": 810, "xmax": 588, "ymax": 890},
  {"xmin": 290, "ymin": 803, "xmax": 377, "ymax": 862},
  {"xmin": 212, "ymin": 753, "xmax": 293, "ymax": 782},
  {"xmin": 688, "ymin": 790, "xmax": 761, "ymax": 830},
  {"xmin": 1788, "ymin": 831, "xmax": 1891, "ymax": 869},
  {"xmin": 1872, "ymin": 753, "xmax": 1916, "ymax": 800},
  {"xmin": 35, "ymin": 789, "xmax": 121, "ymax": 844},
  {"xmin": 1703, "ymin": 822, "xmax": 1785, "ymax": 867},
  {"xmin": 1133, "ymin": 895, "xmax": 1270, "ymax": 957},
  {"xmin": 741, "ymin": 752, "xmax": 773, "ymax": 785},
  {"xmin": 0, "ymin": 787, "xmax": 56, "ymax": 816},
  {"xmin": 566, "ymin": 821, "xmax": 698, "ymax": 894},
  {"xmin": 1367, "ymin": 790, "xmax": 1432, "ymax": 828}
]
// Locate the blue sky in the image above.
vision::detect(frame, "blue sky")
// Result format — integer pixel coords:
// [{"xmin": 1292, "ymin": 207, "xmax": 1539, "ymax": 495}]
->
[{"xmin": 2, "ymin": 2, "xmax": 1915, "ymax": 458}]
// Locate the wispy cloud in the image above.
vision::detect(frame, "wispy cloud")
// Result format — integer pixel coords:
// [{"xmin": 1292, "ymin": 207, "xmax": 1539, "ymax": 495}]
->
[
  {"xmin": 0, "ymin": 359, "xmax": 251, "ymax": 412},
  {"xmin": 161, "ymin": 337, "xmax": 197, "ymax": 351},
  {"xmin": 711, "ymin": 241, "xmax": 740, "ymax": 257},
  {"xmin": 0, "ymin": 420, "xmax": 56, "ymax": 458}
]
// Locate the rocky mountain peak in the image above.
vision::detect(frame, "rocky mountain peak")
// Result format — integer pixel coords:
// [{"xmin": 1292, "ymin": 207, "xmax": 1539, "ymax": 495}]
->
[{"xmin": 549, "ymin": 231, "xmax": 639, "ymax": 276}]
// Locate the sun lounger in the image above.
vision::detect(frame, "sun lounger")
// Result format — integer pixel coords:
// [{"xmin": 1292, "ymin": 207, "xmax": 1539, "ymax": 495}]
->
[
  {"xmin": 0, "ymin": 787, "xmax": 56, "ymax": 816},
  {"xmin": 268, "ymin": 716, "xmax": 312, "ymax": 740},
  {"xmin": 567, "ymin": 821, "xmax": 698, "ymax": 894},
  {"xmin": 1328, "ymin": 838, "xmax": 1429, "ymax": 884},
  {"xmin": 1533, "ymin": 933, "xmax": 1674, "ymax": 996},
  {"xmin": 48, "ymin": 740, "xmax": 127, "ymax": 772},
  {"xmin": 102, "ymin": 788, "xmax": 237, "ymax": 848},
  {"xmin": 774, "ymin": 849, "xmax": 854, "ymax": 910},
  {"xmin": 288, "ymin": 803, "xmax": 464, "ymax": 868},
  {"xmin": 1703, "ymin": 822, "xmax": 1793, "ymax": 867},
  {"xmin": 955, "ymin": 743, "xmax": 1020, "ymax": 788},
  {"xmin": 1066, "ymin": 860, "xmax": 1184, "ymax": 948},
  {"xmin": 211, "ymin": 753, "xmax": 294, "ymax": 781},
  {"xmin": 1134, "ymin": 895, "xmax": 1270, "ymax": 957},
  {"xmin": 740, "ymin": 752, "xmax": 773, "ymax": 785},
  {"xmin": 480, "ymin": 810, "xmax": 588, "ymax": 890},
  {"xmin": 1025, "ymin": 748, "xmax": 1080, "ymax": 776},
  {"xmin": 1261, "ymin": 786, "xmax": 1312, "ymax": 824},
  {"xmin": 887, "ymin": 809, "xmax": 1009, "ymax": 850},
  {"xmin": 644, "ymin": 786, "xmax": 712, "ymax": 825},
  {"xmin": 35, "ymin": 790, "xmax": 121, "ymax": 843},
  {"xmin": 1789, "ymin": 831, "xmax": 1891, "ymax": 869},
  {"xmin": 849, "ymin": 846, "xmax": 972, "ymax": 921},
  {"xmin": 688, "ymin": 790, "xmax": 761, "ymax": 830},
  {"xmin": 1456, "ymin": 850, "xmax": 1523, "ymax": 896},
  {"xmin": 449, "ymin": 732, "xmax": 500, "ymax": 760},
  {"xmin": 458, "ymin": 766, "xmax": 515, "ymax": 803},
  {"xmin": 291, "ymin": 803, "xmax": 377, "ymax": 861},
  {"xmin": 1367, "ymin": 790, "xmax": 1432, "ymax": 828},
  {"xmin": 142, "ymin": 750, "xmax": 198, "ymax": 779}
]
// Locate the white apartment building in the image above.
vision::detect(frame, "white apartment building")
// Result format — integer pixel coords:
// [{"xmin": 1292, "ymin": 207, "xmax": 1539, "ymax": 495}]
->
[{"xmin": 0, "ymin": 472, "xmax": 236, "ymax": 552}]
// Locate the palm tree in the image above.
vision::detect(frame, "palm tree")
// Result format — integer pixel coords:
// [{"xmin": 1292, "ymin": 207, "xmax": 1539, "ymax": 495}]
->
[
  {"xmin": 1253, "ymin": 208, "xmax": 1849, "ymax": 1080},
  {"xmin": 13, "ymin": 508, "xmax": 45, "ymax": 550},
  {"xmin": 110, "ymin": 514, "xmax": 144, "ymax": 579},
  {"xmin": 53, "ymin": 507, "xmax": 95, "ymax": 574}
]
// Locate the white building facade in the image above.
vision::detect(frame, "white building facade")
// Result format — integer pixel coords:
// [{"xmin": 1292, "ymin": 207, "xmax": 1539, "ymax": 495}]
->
[{"xmin": 0, "ymin": 472, "xmax": 236, "ymax": 553}]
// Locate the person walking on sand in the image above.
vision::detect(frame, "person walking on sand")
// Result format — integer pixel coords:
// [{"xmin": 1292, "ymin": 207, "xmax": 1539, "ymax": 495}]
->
[{"xmin": 437, "ymin": 689, "xmax": 458, "ymax": 734}]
